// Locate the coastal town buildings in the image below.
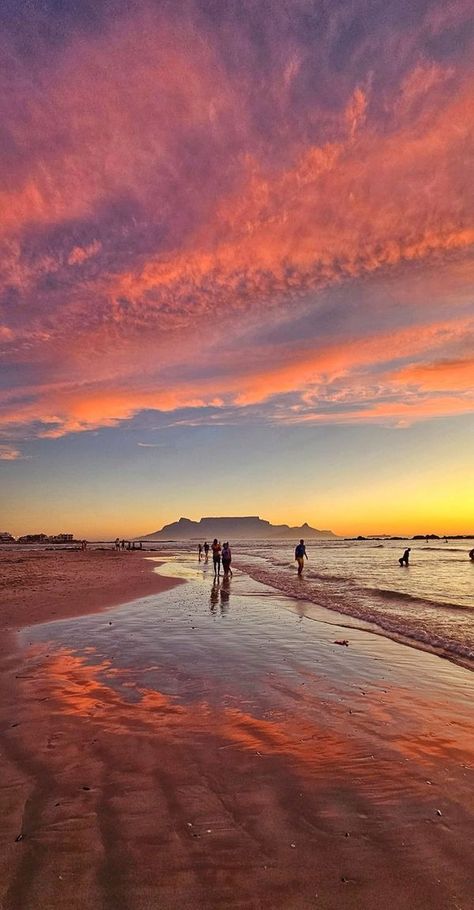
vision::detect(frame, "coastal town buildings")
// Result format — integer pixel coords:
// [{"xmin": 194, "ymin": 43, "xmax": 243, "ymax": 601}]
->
[{"xmin": 15, "ymin": 533, "xmax": 74, "ymax": 544}]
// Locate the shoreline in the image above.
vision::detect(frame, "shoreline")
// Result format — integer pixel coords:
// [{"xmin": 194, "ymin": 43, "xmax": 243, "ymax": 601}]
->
[
  {"xmin": 235, "ymin": 559, "xmax": 474, "ymax": 674},
  {"xmin": 0, "ymin": 548, "xmax": 184, "ymax": 634}
]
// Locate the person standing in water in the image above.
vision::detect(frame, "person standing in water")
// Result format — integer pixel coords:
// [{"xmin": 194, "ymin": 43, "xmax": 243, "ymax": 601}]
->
[
  {"xmin": 399, "ymin": 547, "xmax": 411, "ymax": 566},
  {"xmin": 211, "ymin": 539, "xmax": 221, "ymax": 577},
  {"xmin": 222, "ymin": 541, "xmax": 232, "ymax": 577},
  {"xmin": 295, "ymin": 539, "xmax": 308, "ymax": 575},
  {"xmin": 198, "ymin": 543, "xmax": 203, "ymax": 561},
  {"xmin": 469, "ymin": 548, "xmax": 474, "ymax": 561},
  {"xmin": 204, "ymin": 541, "xmax": 209, "ymax": 561}
]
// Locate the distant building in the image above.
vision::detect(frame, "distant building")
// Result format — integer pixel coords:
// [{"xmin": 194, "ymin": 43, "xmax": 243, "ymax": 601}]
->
[
  {"xmin": 17, "ymin": 532, "xmax": 75, "ymax": 544},
  {"xmin": 0, "ymin": 531, "xmax": 15, "ymax": 542}
]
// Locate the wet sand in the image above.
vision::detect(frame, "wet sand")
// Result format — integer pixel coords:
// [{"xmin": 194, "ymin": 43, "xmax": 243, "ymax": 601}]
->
[
  {"xmin": 0, "ymin": 548, "xmax": 182, "ymax": 630},
  {"xmin": 0, "ymin": 554, "xmax": 473, "ymax": 909}
]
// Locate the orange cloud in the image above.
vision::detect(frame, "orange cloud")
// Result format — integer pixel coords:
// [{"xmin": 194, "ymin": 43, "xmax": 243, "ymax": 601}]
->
[
  {"xmin": 1, "ymin": 315, "xmax": 472, "ymax": 436},
  {"xmin": 391, "ymin": 359, "xmax": 474, "ymax": 391},
  {"xmin": 232, "ymin": 318, "xmax": 474, "ymax": 406}
]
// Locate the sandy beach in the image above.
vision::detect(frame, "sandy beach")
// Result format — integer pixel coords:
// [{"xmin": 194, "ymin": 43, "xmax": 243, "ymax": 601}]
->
[
  {"xmin": 0, "ymin": 551, "xmax": 473, "ymax": 909},
  {"xmin": 0, "ymin": 548, "xmax": 182, "ymax": 631}
]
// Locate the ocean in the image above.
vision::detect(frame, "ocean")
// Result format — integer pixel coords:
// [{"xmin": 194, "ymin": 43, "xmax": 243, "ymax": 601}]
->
[{"xmin": 149, "ymin": 538, "xmax": 474, "ymax": 669}]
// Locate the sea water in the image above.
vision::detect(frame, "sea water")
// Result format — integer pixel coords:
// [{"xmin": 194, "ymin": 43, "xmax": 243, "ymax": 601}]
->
[{"xmin": 148, "ymin": 538, "xmax": 474, "ymax": 668}]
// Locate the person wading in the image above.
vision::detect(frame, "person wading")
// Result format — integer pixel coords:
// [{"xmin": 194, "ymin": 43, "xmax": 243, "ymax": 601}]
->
[{"xmin": 295, "ymin": 539, "xmax": 308, "ymax": 575}]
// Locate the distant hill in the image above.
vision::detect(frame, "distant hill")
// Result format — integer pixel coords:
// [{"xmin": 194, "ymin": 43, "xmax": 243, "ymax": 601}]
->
[{"xmin": 139, "ymin": 516, "xmax": 337, "ymax": 540}]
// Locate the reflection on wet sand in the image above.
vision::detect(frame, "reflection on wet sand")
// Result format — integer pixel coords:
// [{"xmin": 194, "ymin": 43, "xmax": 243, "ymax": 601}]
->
[
  {"xmin": 210, "ymin": 577, "xmax": 231, "ymax": 615},
  {"xmin": 1, "ymin": 557, "xmax": 473, "ymax": 910}
]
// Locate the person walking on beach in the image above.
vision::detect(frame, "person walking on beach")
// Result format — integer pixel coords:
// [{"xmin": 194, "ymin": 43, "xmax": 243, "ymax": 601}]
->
[
  {"xmin": 399, "ymin": 547, "xmax": 411, "ymax": 566},
  {"xmin": 212, "ymin": 539, "xmax": 221, "ymax": 577},
  {"xmin": 204, "ymin": 541, "xmax": 209, "ymax": 561},
  {"xmin": 198, "ymin": 543, "xmax": 203, "ymax": 561},
  {"xmin": 222, "ymin": 541, "xmax": 232, "ymax": 577},
  {"xmin": 114, "ymin": 537, "xmax": 120, "ymax": 551},
  {"xmin": 295, "ymin": 539, "xmax": 308, "ymax": 575}
]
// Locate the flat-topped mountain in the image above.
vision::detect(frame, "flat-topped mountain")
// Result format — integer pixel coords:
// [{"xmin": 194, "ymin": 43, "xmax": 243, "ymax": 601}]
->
[{"xmin": 140, "ymin": 516, "xmax": 336, "ymax": 540}]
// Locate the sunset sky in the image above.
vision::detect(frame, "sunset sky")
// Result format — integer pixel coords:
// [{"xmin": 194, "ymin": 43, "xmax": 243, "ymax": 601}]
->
[{"xmin": 1, "ymin": 0, "xmax": 473, "ymax": 538}]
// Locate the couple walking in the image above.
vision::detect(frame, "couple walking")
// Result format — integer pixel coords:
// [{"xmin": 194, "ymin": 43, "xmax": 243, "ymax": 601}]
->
[{"xmin": 211, "ymin": 538, "xmax": 232, "ymax": 578}]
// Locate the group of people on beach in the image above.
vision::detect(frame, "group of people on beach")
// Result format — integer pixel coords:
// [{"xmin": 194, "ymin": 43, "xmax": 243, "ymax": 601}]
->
[
  {"xmin": 198, "ymin": 538, "xmax": 309, "ymax": 577},
  {"xmin": 199, "ymin": 538, "xmax": 474, "ymax": 579},
  {"xmin": 114, "ymin": 538, "xmax": 143, "ymax": 551},
  {"xmin": 198, "ymin": 539, "xmax": 233, "ymax": 577}
]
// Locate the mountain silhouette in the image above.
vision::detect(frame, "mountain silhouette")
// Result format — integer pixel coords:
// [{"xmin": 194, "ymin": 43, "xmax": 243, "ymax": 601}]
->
[{"xmin": 139, "ymin": 516, "xmax": 336, "ymax": 540}]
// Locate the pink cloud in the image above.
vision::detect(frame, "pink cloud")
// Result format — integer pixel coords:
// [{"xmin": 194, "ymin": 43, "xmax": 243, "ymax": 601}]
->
[{"xmin": 0, "ymin": 1, "xmax": 473, "ymax": 438}]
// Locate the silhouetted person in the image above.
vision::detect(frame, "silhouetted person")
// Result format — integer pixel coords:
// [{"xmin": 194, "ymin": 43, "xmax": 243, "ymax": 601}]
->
[
  {"xmin": 114, "ymin": 537, "xmax": 120, "ymax": 551},
  {"xmin": 204, "ymin": 541, "xmax": 209, "ymax": 561},
  {"xmin": 469, "ymin": 548, "xmax": 474, "ymax": 561},
  {"xmin": 121, "ymin": 539, "xmax": 125, "ymax": 549},
  {"xmin": 211, "ymin": 538, "xmax": 221, "ymax": 577},
  {"xmin": 399, "ymin": 547, "xmax": 411, "ymax": 566},
  {"xmin": 222, "ymin": 541, "xmax": 232, "ymax": 577},
  {"xmin": 295, "ymin": 539, "xmax": 308, "ymax": 575},
  {"xmin": 198, "ymin": 543, "xmax": 203, "ymax": 561}
]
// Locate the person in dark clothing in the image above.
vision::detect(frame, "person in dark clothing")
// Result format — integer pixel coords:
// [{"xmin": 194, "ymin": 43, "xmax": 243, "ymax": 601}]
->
[
  {"xmin": 295, "ymin": 539, "xmax": 308, "ymax": 575},
  {"xmin": 204, "ymin": 541, "xmax": 209, "ymax": 561},
  {"xmin": 399, "ymin": 547, "xmax": 411, "ymax": 566},
  {"xmin": 198, "ymin": 543, "xmax": 203, "ymax": 561}
]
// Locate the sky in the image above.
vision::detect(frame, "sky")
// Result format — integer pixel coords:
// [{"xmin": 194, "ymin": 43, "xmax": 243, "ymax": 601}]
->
[{"xmin": 0, "ymin": 0, "xmax": 473, "ymax": 538}]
